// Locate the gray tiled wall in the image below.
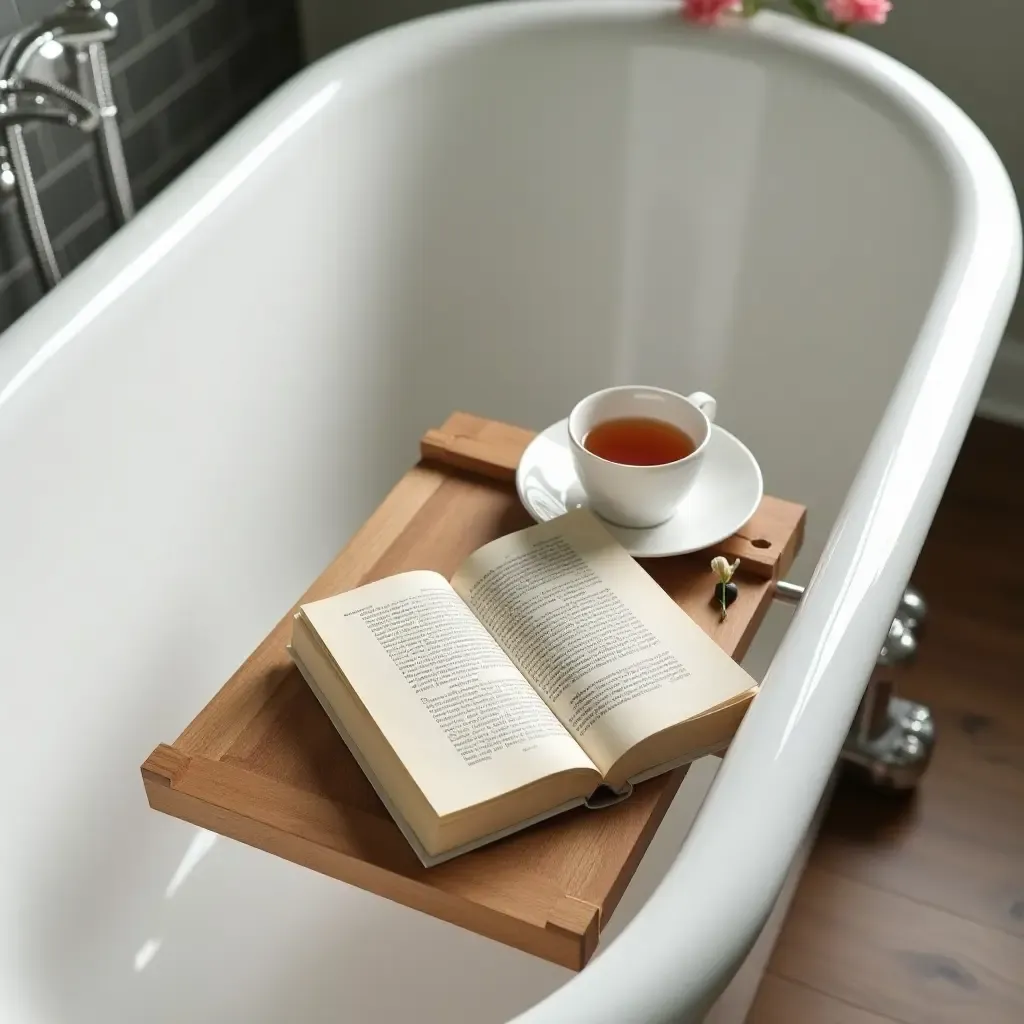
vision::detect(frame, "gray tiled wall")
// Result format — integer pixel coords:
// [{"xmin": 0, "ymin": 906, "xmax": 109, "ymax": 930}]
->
[{"xmin": 0, "ymin": 0, "xmax": 301, "ymax": 333}]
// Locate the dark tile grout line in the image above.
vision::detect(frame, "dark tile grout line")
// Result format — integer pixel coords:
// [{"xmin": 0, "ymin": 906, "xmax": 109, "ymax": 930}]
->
[
  {"xmin": 0, "ymin": 0, "xmax": 302, "ymax": 334},
  {"xmin": 2, "ymin": 64, "xmax": 277, "ymax": 295},
  {"xmin": 109, "ymin": 0, "xmax": 289, "ymax": 84},
  {"xmin": 9, "ymin": 26, "xmax": 278, "ymax": 259},
  {"xmin": 32, "ymin": 137, "xmax": 92, "ymax": 193},
  {"xmin": 136, "ymin": 0, "xmax": 156, "ymax": 37},
  {"xmin": 118, "ymin": 23, "xmax": 254, "ymax": 140},
  {"xmin": 2, "ymin": 0, "xmax": 228, "ymax": 181},
  {"xmin": 108, "ymin": 0, "xmax": 213, "ymax": 79},
  {"xmin": 132, "ymin": 85, "xmax": 250, "ymax": 198},
  {"xmin": 8, "ymin": 0, "xmax": 293, "ymax": 161},
  {"xmin": 0, "ymin": 196, "xmax": 109, "ymax": 297},
  {"xmin": 52, "ymin": 199, "xmax": 108, "ymax": 253},
  {"xmin": 106, "ymin": 1, "xmax": 213, "ymax": 126},
  {"xmin": 7, "ymin": 9, "xmax": 260, "ymax": 202},
  {"xmin": 0, "ymin": 257, "xmax": 34, "ymax": 296},
  {"xmin": 4, "ymin": 103, "xmax": 230, "ymax": 296}
]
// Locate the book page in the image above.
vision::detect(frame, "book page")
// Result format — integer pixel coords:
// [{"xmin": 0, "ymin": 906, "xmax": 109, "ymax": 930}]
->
[
  {"xmin": 451, "ymin": 511, "xmax": 756, "ymax": 777},
  {"xmin": 298, "ymin": 571, "xmax": 598, "ymax": 818}
]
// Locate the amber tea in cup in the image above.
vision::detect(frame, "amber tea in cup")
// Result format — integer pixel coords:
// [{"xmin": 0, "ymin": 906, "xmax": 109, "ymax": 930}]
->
[
  {"xmin": 567, "ymin": 386, "xmax": 718, "ymax": 528},
  {"xmin": 583, "ymin": 416, "xmax": 697, "ymax": 466}
]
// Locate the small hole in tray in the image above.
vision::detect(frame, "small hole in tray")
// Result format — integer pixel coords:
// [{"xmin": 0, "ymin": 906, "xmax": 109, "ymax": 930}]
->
[{"xmin": 751, "ymin": 538, "xmax": 771, "ymax": 549}]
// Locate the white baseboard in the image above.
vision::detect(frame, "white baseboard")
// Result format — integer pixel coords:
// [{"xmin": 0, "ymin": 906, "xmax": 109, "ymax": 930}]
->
[{"xmin": 978, "ymin": 336, "xmax": 1024, "ymax": 427}]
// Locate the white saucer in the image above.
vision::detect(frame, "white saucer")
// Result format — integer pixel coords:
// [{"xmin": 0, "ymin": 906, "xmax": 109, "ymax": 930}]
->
[{"xmin": 516, "ymin": 418, "xmax": 763, "ymax": 558}]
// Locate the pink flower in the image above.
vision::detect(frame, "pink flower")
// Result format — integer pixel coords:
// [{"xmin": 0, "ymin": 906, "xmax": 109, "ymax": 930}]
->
[
  {"xmin": 681, "ymin": 0, "xmax": 741, "ymax": 25},
  {"xmin": 825, "ymin": 0, "xmax": 893, "ymax": 24}
]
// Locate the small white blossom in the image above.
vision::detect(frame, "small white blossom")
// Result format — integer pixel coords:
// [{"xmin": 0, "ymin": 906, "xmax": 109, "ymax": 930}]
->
[{"xmin": 711, "ymin": 556, "xmax": 739, "ymax": 584}]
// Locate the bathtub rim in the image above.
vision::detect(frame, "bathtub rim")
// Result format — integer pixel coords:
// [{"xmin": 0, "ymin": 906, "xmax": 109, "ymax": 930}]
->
[
  {"xmin": 0, "ymin": 4, "xmax": 1019, "ymax": 1022},
  {"xmin": 0, "ymin": 3, "xmax": 1015, "ymax": 405}
]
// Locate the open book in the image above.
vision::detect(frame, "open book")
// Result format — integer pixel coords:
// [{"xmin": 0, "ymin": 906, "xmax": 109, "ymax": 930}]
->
[{"xmin": 288, "ymin": 509, "xmax": 757, "ymax": 866}]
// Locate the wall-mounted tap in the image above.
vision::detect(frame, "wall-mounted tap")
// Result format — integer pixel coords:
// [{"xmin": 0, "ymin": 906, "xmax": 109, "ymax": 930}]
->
[
  {"xmin": 0, "ymin": 74, "xmax": 101, "ymax": 194},
  {"xmin": 0, "ymin": 2, "xmax": 118, "ymax": 78},
  {"xmin": 0, "ymin": 76, "xmax": 100, "ymax": 129},
  {"xmin": 0, "ymin": 1, "xmax": 133, "ymax": 292}
]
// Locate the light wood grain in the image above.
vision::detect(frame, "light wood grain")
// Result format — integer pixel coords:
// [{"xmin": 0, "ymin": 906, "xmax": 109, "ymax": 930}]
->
[
  {"xmin": 749, "ymin": 975, "xmax": 898, "ymax": 1024},
  {"xmin": 421, "ymin": 412, "xmax": 805, "ymax": 580},
  {"xmin": 420, "ymin": 413, "xmax": 535, "ymax": 482},
  {"xmin": 142, "ymin": 412, "xmax": 805, "ymax": 970},
  {"xmin": 176, "ymin": 463, "xmax": 446, "ymax": 760}
]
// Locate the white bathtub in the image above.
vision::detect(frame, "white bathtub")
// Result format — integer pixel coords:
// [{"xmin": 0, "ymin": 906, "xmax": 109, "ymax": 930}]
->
[{"xmin": 0, "ymin": 4, "xmax": 1019, "ymax": 1022}]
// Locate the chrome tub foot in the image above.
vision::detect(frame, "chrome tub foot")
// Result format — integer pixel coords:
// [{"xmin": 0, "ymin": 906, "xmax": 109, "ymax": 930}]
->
[{"xmin": 774, "ymin": 583, "xmax": 936, "ymax": 790}]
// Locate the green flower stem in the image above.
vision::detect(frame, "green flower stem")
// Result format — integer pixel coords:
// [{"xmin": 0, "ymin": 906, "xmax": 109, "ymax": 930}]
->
[
  {"xmin": 788, "ymin": 0, "xmax": 831, "ymax": 28},
  {"xmin": 741, "ymin": 0, "xmax": 760, "ymax": 16}
]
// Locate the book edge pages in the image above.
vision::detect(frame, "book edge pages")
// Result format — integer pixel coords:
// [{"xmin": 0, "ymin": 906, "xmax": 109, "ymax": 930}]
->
[{"xmin": 286, "ymin": 645, "xmax": 588, "ymax": 868}]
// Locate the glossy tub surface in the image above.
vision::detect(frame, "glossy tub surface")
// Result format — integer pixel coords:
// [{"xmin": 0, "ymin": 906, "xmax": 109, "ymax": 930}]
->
[{"xmin": 0, "ymin": 4, "xmax": 1018, "ymax": 1022}]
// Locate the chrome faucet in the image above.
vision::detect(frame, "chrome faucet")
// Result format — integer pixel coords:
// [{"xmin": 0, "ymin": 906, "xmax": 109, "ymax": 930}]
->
[
  {"xmin": 0, "ymin": 1, "xmax": 119, "ymax": 74},
  {"xmin": 0, "ymin": 1, "xmax": 133, "ymax": 291},
  {"xmin": 0, "ymin": 76, "xmax": 100, "ymax": 128}
]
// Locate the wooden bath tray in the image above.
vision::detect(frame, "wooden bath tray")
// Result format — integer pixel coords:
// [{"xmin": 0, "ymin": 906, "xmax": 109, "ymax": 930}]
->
[{"xmin": 141, "ymin": 411, "xmax": 806, "ymax": 971}]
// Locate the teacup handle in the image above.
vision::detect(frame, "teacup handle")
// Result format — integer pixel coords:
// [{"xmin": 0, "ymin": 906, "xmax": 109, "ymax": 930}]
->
[{"xmin": 687, "ymin": 391, "xmax": 717, "ymax": 424}]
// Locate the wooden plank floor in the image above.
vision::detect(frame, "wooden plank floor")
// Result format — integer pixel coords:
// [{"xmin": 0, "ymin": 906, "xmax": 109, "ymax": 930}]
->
[{"xmin": 748, "ymin": 417, "xmax": 1024, "ymax": 1024}]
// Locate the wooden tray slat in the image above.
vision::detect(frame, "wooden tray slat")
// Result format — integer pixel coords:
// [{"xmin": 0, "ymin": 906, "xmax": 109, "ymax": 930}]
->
[
  {"xmin": 422, "ymin": 412, "xmax": 804, "ymax": 579},
  {"xmin": 142, "ymin": 411, "xmax": 806, "ymax": 970}
]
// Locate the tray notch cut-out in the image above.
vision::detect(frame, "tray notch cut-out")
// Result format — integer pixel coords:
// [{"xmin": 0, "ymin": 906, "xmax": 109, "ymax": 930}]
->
[{"xmin": 141, "ymin": 411, "xmax": 806, "ymax": 970}]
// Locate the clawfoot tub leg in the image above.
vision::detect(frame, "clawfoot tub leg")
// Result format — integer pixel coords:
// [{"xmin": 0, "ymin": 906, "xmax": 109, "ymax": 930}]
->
[{"xmin": 773, "ymin": 583, "xmax": 936, "ymax": 790}]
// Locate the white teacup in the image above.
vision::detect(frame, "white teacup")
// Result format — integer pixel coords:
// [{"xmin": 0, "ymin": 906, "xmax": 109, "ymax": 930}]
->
[{"xmin": 567, "ymin": 385, "xmax": 718, "ymax": 529}]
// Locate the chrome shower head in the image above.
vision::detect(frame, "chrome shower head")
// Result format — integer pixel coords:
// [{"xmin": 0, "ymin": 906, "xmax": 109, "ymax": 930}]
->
[{"xmin": 0, "ymin": 3, "xmax": 118, "ymax": 80}]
